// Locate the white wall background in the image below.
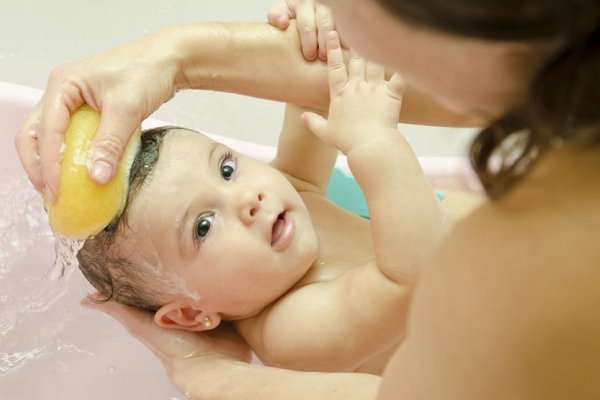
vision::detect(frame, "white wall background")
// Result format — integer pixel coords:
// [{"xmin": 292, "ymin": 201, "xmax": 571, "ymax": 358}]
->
[{"xmin": 1, "ymin": 0, "xmax": 477, "ymax": 156}]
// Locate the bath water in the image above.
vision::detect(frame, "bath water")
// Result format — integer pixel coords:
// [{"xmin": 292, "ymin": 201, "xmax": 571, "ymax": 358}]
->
[{"xmin": 0, "ymin": 176, "xmax": 182, "ymax": 398}]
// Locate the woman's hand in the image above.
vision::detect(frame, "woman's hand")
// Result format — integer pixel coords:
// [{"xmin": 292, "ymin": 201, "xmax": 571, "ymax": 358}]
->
[
  {"xmin": 14, "ymin": 30, "xmax": 183, "ymax": 203},
  {"xmin": 81, "ymin": 298, "xmax": 252, "ymax": 377},
  {"xmin": 301, "ymin": 32, "xmax": 407, "ymax": 155},
  {"xmin": 82, "ymin": 297, "xmax": 383, "ymax": 400},
  {"xmin": 267, "ymin": 0, "xmax": 336, "ymax": 61}
]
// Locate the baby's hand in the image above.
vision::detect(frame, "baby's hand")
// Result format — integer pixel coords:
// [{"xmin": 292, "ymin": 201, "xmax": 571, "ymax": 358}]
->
[{"xmin": 302, "ymin": 31, "xmax": 406, "ymax": 155}]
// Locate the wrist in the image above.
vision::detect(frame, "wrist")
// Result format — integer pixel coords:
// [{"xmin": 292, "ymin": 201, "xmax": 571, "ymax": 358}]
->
[
  {"xmin": 172, "ymin": 21, "xmax": 330, "ymax": 107},
  {"xmin": 346, "ymin": 131, "xmax": 420, "ymax": 196},
  {"xmin": 165, "ymin": 22, "xmax": 231, "ymax": 91},
  {"xmin": 346, "ymin": 130, "xmax": 410, "ymax": 163},
  {"xmin": 141, "ymin": 25, "xmax": 193, "ymax": 91},
  {"xmin": 171, "ymin": 355, "xmax": 244, "ymax": 400}
]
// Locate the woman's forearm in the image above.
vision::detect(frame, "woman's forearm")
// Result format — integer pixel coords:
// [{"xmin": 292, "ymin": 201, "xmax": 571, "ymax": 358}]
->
[
  {"xmin": 173, "ymin": 356, "xmax": 380, "ymax": 400},
  {"xmin": 169, "ymin": 21, "xmax": 478, "ymax": 127},
  {"xmin": 171, "ymin": 22, "xmax": 329, "ymax": 110}
]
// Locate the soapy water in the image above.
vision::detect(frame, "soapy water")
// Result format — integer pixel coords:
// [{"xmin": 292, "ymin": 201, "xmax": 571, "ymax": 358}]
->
[
  {"xmin": 0, "ymin": 176, "xmax": 85, "ymax": 370},
  {"xmin": 0, "ymin": 176, "xmax": 183, "ymax": 398}
]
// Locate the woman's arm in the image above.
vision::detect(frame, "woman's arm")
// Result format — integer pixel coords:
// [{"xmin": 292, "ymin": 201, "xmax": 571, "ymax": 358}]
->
[
  {"xmin": 83, "ymin": 298, "xmax": 380, "ymax": 400},
  {"xmin": 16, "ymin": 21, "xmax": 477, "ymax": 200},
  {"xmin": 176, "ymin": 21, "xmax": 477, "ymax": 126},
  {"xmin": 173, "ymin": 356, "xmax": 380, "ymax": 400}
]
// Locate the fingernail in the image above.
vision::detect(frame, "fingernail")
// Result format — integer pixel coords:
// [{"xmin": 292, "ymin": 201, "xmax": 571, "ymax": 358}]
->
[{"xmin": 91, "ymin": 160, "xmax": 114, "ymax": 184}]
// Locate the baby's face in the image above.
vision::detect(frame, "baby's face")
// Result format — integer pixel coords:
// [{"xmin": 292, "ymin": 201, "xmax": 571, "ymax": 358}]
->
[{"xmin": 125, "ymin": 129, "xmax": 318, "ymax": 319}]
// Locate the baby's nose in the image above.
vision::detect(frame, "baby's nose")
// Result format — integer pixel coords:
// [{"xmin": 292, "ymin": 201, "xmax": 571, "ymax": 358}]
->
[{"xmin": 237, "ymin": 189, "xmax": 264, "ymax": 224}]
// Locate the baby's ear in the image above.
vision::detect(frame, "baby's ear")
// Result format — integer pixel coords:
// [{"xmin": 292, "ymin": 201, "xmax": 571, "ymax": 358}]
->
[{"xmin": 154, "ymin": 300, "xmax": 222, "ymax": 331}]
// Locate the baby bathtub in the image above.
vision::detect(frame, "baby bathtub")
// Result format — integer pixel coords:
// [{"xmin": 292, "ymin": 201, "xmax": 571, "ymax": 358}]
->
[{"xmin": 0, "ymin": 81, "xmax": 477, "ymax": 399}]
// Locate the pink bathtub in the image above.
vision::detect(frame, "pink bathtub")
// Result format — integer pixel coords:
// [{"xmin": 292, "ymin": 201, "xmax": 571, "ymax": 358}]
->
[{"xmin": 0, "ymin": 81, "xmax": 477, "ymax": 399}]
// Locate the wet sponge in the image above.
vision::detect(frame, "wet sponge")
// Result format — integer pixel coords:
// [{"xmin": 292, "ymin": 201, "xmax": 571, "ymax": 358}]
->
[{"xmin": 47, "ymin": 105, "xmax": 141, "ymax": 239}]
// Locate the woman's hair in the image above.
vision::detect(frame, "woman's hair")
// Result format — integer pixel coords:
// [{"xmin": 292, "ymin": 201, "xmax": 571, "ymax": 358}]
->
[
  {"xmin": 77, "ymin": 126, "xmax": 177, "ymax": 311},
  {"xmin": 376, "ymin": 0, "xmax": 600, "ymax": 198}
]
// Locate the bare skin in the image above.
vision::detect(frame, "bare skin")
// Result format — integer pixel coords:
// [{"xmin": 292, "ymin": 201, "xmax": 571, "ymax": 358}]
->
[
  {"xmin": 15, "ymin": 22, "xmax": 477, "ymax": 204},
  {"xmin": 106, "ymin": 37, "xmax": 449, "ymax": 376},
  {"xmin": 86, "ymin": 1, "xmax": 600, "ymax": 399},
  {"xmin": 90, "ymin": 145, "xmax": 600, "ymax": 398}
]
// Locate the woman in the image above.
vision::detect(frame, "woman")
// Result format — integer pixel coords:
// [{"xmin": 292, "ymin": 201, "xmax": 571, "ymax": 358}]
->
[{"xmin": 17, "ymin": 0, "xmax": 600, "ymax": 399}]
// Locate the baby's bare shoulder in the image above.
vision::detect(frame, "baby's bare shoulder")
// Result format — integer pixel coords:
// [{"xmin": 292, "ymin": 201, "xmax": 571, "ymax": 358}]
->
[{"xmin": 234, "ymin": 256, "xmax": 407, "ymax": 372}]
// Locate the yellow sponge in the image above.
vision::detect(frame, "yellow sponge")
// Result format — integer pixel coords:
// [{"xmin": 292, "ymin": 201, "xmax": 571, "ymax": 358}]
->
[{"xmin": 48, "ymin": 105, "xmax": 141, "ymax": 239}]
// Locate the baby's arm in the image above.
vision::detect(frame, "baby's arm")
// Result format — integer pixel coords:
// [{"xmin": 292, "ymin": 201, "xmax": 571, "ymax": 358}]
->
[
  {"xmin": 236, "ymin": 34, "xmax": 447, "ymax": 372},
  {"xmin": 303, "ymin": 32, "xmax": 447, "ymax": 285},
  {"xmin": 270, "ymin": 104, "xmax": 338, "ymax": 193}
]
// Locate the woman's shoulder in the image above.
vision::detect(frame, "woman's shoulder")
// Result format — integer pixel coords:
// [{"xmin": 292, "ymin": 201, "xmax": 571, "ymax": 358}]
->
[
  {"xmin": 447, "ymin": 143, "xmax": 600, "ymax": 284},
  {"xmin": 400, "ymin": 148, "xmax": 600, "ymax": 397}
]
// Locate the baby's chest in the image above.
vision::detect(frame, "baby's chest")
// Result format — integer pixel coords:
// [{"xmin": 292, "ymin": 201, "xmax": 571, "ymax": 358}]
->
[
  {"xmin": 303, "ymin": 193, "xmax": 372, "ymax": 247},
  {"xmin": 298, "ymin": 195, "xmax": 374, "ymax": 285}
]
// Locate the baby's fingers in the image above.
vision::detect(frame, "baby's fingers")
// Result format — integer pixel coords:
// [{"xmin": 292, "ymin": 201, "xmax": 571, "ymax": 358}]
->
[
  {"xmin": 301, "ymin": 111, "xmax": 329, "ymax": 142},
  {"xmin": 326, "ymin": 31, "xmax": 347, "ymax": 95},
  {"xmin": 387, "ymin": 73, "xmax": 407, "ymax": 101},
  {"xmin": 366, "ymin": 61, "xmax": 385, "ymax": 84},
  {"xmin": 348, "ymin": 49, "xmax": 366, "ymax": 82}
]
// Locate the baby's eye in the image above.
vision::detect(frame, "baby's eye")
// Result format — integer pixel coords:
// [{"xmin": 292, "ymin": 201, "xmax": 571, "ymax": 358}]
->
[
  {"xmin": 220, "ymin": 154, "xmax": 236, "ymax": 181},
  {"xmin": 194, "ymin": 214, "xmax": 214, "ymax": 242}
]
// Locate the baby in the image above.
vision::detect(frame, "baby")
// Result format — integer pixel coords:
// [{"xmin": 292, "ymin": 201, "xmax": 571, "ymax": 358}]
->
[{"xmin": 77, "ymin": 34, "xmax": 447, "ymax": 374}]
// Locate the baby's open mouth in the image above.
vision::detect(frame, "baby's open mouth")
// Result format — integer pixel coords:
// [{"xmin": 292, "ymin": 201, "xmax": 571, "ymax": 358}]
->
[{"xmin": 271, "ymin": 212, "xmax": 286, "ymax": 245}]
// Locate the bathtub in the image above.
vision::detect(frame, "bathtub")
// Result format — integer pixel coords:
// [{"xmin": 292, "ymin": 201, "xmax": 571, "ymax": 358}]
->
[{"xmin": 0, "ymin": 81, "xmax": 478, "ymax": 399}]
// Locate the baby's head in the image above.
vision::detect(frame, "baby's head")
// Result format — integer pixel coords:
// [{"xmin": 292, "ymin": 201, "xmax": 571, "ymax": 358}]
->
[{"xmin": 78, "ymin": 127, "xmax": 318, "ymax": 331}]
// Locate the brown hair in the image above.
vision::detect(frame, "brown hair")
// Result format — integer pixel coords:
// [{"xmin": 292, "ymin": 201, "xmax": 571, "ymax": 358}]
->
[
  {"xmin": 77, "ymin": 126, "xmax": 176, "ymax": 311},
  {"xmin": 376, "ymin": 0, "xmax": 600, "ymax": 198}
]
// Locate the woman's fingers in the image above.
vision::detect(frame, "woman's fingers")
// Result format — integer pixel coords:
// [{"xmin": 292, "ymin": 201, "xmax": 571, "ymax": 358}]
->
[
  {"xmin": 37, "ymin": 97, "xmax": 82, "ymax": 203},
  {"xmin": 33, "ymin": 71, "xmax": 89, "ymax": 202},
  {"xmin": 14, "ymin": 102, "xmax": 44, "ymax": 192},
  {"xmin": 315, "ymin": 4, "xmax": 335, "ymax": 60},
  {"xmin": 267, "ymin": 1, "xmax": 293, "ymax": 29},
  {"xmin": 326, "ymin": 31, "xmax": 348, "ymax": 95},
  {"xmin": 295, "ymin": 1, "xmax": 318, "ymax": 61},
  {"xmin": 87, "ymin": 99, "xmax": 143, "ymax": 184},
  {"xmin": 81, "ymin": 296, "xmax": 253, "ymax": 365},
  {"xmin": 267, "ymin": 1, "xmax": 336, "ymax": 61},
  {"xmin": 81, "ymin": 297, "xmax": 194, "ymax": 363}
]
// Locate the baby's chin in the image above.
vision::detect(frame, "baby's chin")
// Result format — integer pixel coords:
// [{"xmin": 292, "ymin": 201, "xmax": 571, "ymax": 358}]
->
[{"xmin": 293, "ymin": 227, "xmax": 320, "ymax": 274}]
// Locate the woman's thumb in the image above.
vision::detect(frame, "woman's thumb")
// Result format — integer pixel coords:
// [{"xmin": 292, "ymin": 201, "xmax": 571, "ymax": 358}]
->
[{"xmin": 87, "ymin": 108, "xmax": 140, "ymax": 185}]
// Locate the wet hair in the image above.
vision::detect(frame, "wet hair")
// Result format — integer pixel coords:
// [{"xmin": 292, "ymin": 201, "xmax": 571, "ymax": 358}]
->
[
  {"xmin": 77, "ymin": 126, "xmax": 179, "ymax": 311},
  {"xmin": 376, "ymin": 0, "xmax": 600, "ymax": 198}
]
